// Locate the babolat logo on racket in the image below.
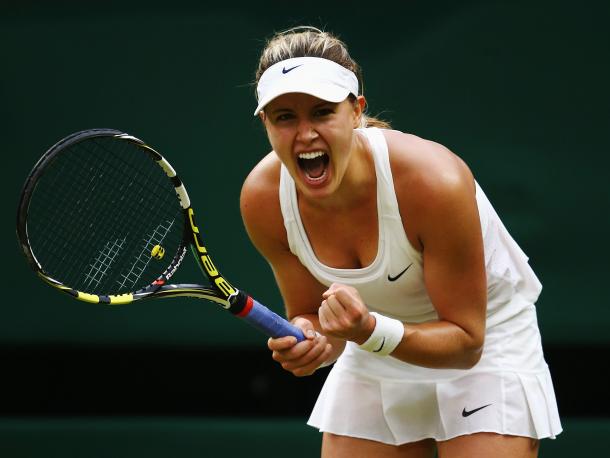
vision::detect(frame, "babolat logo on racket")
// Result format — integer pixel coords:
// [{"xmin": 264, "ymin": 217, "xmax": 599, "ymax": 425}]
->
[
  {"xmin": 187, "ymin": 208, "xmax": 236, "ymax": 300},
  {"xmin": 164, "ymin": 247, "xmax": 187, "ymax": 281}
]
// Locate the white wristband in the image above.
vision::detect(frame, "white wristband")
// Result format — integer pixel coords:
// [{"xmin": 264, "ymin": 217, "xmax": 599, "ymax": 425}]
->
[{"xmin": 358, "ymin": 312, "xmax": 404, "ymax": 356}]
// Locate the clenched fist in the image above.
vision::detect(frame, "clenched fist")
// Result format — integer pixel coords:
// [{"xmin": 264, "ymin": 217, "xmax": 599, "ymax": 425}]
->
[{"xmin": 318, "ymin": 283, "xmax": 376, "ymax": 344}]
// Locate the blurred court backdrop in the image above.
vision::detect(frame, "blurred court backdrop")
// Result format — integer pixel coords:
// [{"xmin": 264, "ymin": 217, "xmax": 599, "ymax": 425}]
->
[{"xmin": 1, "ymin": 0, "xmax": 609, "ymax": 456}]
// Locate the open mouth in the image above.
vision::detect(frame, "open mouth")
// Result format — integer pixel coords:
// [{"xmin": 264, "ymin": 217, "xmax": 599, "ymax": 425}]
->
[{"xmin": 297, "ymin": 151, "xmax": 330, "ymax": 182}]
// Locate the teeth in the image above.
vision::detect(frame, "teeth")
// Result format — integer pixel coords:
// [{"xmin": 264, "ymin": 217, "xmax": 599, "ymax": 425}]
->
[{"xmin": 298, "ymin": 151, "xmax": 325, "ymax": 160}]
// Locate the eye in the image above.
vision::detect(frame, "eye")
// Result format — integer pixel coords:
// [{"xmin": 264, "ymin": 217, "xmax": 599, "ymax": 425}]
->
[
  {"xmin": 274, "ymin": 112, "xmax": 295, "ymax": 122},
  {"xmin": 314, "ymin": 107, "xmax": 335, "ymax": 117}
]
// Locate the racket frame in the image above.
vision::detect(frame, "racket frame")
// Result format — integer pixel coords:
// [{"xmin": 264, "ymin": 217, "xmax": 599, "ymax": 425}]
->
[{"xmin": 16, "ymin": 129, "xmax": 305, "ymax": 340}]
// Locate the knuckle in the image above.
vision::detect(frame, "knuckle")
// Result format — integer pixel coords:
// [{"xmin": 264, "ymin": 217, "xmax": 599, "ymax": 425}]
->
[
  {"xmin": 339, "ymin": 317, "xmax": 353, "ymax": 330},
  {"xmin": 322, "ymin": 324, "xmax": 336, "ymax": 336},
  {"xmin": 351, "ymin": 309, "xmax": 365, "ymax": 323},
  {"xmin": 293, "ymin": 317, "xmax": 308, "ymax": 327}
]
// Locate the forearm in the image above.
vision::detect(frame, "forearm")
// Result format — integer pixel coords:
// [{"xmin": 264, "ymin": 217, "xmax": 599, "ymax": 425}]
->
[
  {"xmin": 391, "ymin": 319, "xmax": 484, "ymax": 369},
  {"xmin": 317, "ymin": 284, "xmax": 485, "ymax": 370}
]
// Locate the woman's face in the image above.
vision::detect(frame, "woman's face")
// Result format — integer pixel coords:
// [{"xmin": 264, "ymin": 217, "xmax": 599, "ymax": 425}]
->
[{"xmin": 261, "ymin": 93, "xmax": 364, "ymax": 200}]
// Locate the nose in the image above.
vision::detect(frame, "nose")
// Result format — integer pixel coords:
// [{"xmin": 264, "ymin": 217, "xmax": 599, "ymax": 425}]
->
[{"xmin": 295, "ymin": 119, "xmax": 318, "ymax": 143}]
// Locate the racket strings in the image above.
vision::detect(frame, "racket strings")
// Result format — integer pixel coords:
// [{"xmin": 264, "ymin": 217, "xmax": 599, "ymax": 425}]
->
[
  {"xmin": 27, "ymin": 135, "xmax": 185, "ymax": 295},
  {"xmin": 37, "ymin": 146, "xmax": 179, "ymax": 292},
  {"xmin": 116, "ymin": 219, "xmax": 175, "ymax": 291},
  {"xmin": 83, "ymin": 237, "xmax": 127, "ymax": 290},
  {"xmin": 30, "ymin": 142, "xmax": 136, "ymax": 284}
]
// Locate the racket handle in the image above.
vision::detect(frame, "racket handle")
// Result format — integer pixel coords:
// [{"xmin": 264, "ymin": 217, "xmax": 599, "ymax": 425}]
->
[{"xmin": 233, "ymin": 294, "xmax": 305, "ymax": 342}]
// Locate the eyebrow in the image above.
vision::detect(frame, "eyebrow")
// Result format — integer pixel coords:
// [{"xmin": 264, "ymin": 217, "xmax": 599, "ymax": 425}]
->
[
  {"xmin": 269, "ymin": 101, "xmax": 337, "ymax": 115},
  {"xmin": 269, "ymin": 108, "xmax": 292, "ymax": 115}
]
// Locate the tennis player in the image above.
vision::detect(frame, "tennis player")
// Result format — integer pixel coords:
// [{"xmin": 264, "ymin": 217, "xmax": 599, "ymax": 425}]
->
[{"xmin": 240, "ymin": 26, "xmax": 562, "ymax": 457}]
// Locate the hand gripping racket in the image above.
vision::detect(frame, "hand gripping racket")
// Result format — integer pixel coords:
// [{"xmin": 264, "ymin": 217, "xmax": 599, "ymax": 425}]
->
[{"xmin": 16, "ymin": 129, "xmax": 305, "ymax": 342}]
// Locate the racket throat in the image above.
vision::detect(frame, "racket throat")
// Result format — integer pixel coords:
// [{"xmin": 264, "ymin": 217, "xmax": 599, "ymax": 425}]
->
[{"xmin": 227, "ymin": 290, "xmax": 252, "ymax": 316}]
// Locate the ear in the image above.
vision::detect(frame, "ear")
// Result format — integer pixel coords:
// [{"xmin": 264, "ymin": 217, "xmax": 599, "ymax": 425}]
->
[
  {"xmin": 352, "ymin": 95, "xmax": 367, "ymax": 128},
  {"xmin": 259, "ymin": 111, "xmax": 266, "ymax": 124}
]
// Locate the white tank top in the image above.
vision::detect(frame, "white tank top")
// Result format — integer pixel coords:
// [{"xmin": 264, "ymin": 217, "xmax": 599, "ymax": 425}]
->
[{"xmin": 279, "ymin": 127, "xmax": 542, "ymax": 330}]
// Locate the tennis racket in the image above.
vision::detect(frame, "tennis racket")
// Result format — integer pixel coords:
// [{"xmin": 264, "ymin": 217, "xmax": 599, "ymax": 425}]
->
[{"xmin": 16, "ymin": 128, "xmax": 305, "ymax": 342}]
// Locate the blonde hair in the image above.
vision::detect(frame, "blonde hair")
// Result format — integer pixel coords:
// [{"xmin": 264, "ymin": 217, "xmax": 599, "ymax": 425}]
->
[{"xmin": 255, "ymin": 26, "xmax": 391, "ymax": 129}]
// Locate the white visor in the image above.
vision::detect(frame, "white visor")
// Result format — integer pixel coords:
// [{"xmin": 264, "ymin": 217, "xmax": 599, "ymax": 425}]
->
[{"xmin": 254, "ymin": 56, "xmax": 359, "ymax": 116}]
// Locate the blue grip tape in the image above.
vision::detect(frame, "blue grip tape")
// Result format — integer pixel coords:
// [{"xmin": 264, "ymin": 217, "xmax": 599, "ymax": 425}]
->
[{"xmin": 242, "ymin": 298, "xmax": 305, "ymax": 342}]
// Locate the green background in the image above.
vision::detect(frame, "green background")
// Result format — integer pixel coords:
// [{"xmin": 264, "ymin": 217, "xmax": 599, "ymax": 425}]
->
[
  {"xmin": 2, "ymin": 0, "xmax": 608, "ymax": 346},
  {"xmin": 2, "ymin": 1, "xmax": 609, "ymax": 456},
  {"xmin": 0, "ymin": 417, "xmax": 606, "ymax": 457}
]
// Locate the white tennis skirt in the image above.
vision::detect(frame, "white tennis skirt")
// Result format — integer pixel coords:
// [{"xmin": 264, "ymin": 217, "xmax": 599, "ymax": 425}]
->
[{"xmin": 308, "ymin": 306, "xmax": 562, "ymax": 445}]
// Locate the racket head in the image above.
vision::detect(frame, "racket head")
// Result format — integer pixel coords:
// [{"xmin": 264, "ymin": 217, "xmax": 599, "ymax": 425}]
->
[{"xmin": 16, "ymin": 129, "xmax": 191, "ymax": 304}]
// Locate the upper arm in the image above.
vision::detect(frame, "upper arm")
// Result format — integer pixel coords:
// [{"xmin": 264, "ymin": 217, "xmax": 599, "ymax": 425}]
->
[
  {"xmin": 419, "ymin": 168, "xmax": 487, "ymax": 345},
  {"xmin": 387, "ymin": 131, "xmax": 487, "ymax": 347},
  {"xmin": 240, "ymin": 154, "xmax": 326, "ymax": 319}
]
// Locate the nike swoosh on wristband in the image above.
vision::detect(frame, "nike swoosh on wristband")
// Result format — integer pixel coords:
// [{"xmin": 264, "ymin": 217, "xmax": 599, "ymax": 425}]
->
[
  {"xmin": 282, "ymin": 64, "xmax": 303, "ymax": 74},
  {"xmin": 372, "ymin": 337, "xmax": 386, "ymax": 353},
  {"xmin": 462, "ymin": 404, "xmax": 492, "ymax": 417},
  {"xmin": 387, "ymin": 263, "xmax": 413, "ymax": 282}
]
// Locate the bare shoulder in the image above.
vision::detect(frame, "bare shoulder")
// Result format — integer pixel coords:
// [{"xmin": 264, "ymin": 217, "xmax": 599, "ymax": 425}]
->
[
  {"xmin": 380, "ymin": 130, "xmax": 477, "ymax": 248},
  {"xmin": 240, "ymin": 152, "xmax": 288, "ymax": 255},
  {"xmin": 241, "ymin": 151, "xmax": 281, "ymax": 203},
  {"xmin": 382, "ymin": 129, "xmax": 475, "ymax": 203}
]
